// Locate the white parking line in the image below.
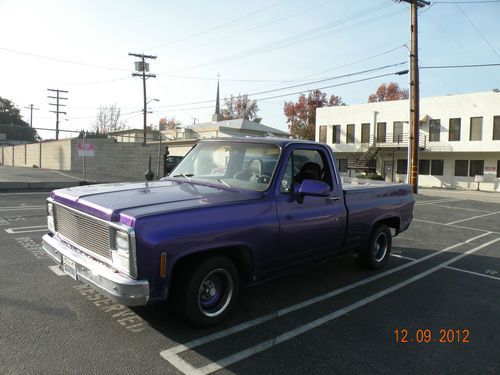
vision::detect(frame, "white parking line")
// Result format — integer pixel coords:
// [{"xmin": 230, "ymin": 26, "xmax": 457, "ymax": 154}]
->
[
  {"xmin": 446, "ymin": 210, "xmax": 500, "ymax": 225},
  {"xmin": 433, "ymin": 204, "xmax": 492, "ymax": 213},
  {"xmin": 445, "ymin": 266, "xmax": 500, "ymax": 281},
  {"xmin": 0, "ymin": 205, "xmax": 45, "ymax": 212},
  {"xmin": 159, "ymin": 232, "xmax": 494, "ymax": 373},
  {"xmin": 5, "ymin": 225, "xmax": 47, "ymax": 234},
  {"xmin": 413, "ymin": 219, "xmax": 500, "ymax": 235},
  {"xmin": 415, "ymin": 198, "xmax": 464, "ymax": 206}
]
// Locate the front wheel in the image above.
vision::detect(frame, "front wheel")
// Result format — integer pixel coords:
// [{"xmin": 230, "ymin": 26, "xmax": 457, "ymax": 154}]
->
[
  {"xmin": 358, "ymin": 224, "xmax": 392, "ymax": 270},
  {"xmin": 174, "ymin": 256, "xmax": 239, "ymax": 327}
]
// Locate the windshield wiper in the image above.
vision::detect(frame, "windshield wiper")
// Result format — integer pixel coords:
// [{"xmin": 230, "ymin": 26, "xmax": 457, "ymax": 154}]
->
[
  {"xmin": 217, "ymin": 178, "xmax": 230, "ymax": 187},
  {"xmin": 173, "ymin": 173, "xmax": 193, "ymax": 181}
]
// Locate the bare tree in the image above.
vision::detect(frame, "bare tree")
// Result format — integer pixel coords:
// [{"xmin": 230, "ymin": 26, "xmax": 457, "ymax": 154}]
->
[{"xmin": 92, "ymin": 104, "xmax": 125, "ymax": 134}]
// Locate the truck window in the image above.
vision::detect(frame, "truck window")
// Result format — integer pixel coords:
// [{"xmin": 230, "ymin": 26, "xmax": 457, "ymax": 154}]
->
[{"xmin": 280, "ymin": 149, "xmax": 333, "ymax": 193}]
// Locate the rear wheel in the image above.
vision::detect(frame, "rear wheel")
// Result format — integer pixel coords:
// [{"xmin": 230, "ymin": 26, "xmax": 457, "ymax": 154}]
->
[
  {"xmin": 358, "ymin": 224, "xmax": 392, "ymax": 270},
  {"xmin": 173, "ymin": 255, "xmax": 239, "ymax": 327}
]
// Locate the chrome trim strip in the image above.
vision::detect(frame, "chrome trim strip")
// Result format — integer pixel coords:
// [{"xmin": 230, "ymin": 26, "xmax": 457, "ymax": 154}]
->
[{"xmin": 42, "ymin": 233, "xmax": 149, "ymax": 306}]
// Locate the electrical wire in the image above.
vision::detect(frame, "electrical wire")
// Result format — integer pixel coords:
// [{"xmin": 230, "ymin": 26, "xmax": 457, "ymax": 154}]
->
[{"xmin": 422, "ymin": 63, "xmax": 500, "ymax": 69}]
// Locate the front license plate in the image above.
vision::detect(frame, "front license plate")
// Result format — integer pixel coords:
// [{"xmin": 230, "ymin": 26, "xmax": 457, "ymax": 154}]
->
[{"xmin": 62, "ymin": 256, "xmax": 77, "ymax": 280}]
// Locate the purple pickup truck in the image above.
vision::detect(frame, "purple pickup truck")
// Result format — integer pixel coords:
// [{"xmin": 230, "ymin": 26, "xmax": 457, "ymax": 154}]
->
[{"xmin": 42, "ymin": 138, "xmax": 414, "ymax": 326}]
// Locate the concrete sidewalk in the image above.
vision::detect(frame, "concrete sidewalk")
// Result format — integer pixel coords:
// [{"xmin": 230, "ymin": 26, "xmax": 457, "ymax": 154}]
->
[{"xmin": 0, "ymin": 166, "xmax": 142, "ymax": 191}]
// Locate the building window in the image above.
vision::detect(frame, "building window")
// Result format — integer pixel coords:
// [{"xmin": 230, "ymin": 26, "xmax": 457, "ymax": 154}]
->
[
  {"xmin": 338, "ymin": 158, "xmax": 348, "ymax": 173},
  {"xmin": 454, "ymin": 160, "xmax": 468, "ymax": 177},
  {"xmin": 419, "ymin": 159, "xmax": 430, "ymax": 175},
  {"xmin": 361, "ymin": 123, "xmax": 370, "ymax": 143},
  {"xmin": 449, "ymin": 118, "xmax": 461, "ymax": 141},
  {"xmin": 497, "ymin": 160, "xmax": 500, "ymax": 178},
  {"xmin": 397, "ymin": 159, "xmax": 407, "ymax": 174},
  {"xmin": 429, "ymin": 119, "xmax": 441, "ymax": 142},
  {"xmin": 493, "ymin": 116, "xmax": 500, "ymax": 141},
  {"xmin": 319, "ymin": 126, "xmax": 327, "ymax": 143},
  {"xmin": 393, "ymin": 121, "xmax": 404, "ymax": 143},
  {"xmin": 431, "ymin": 160, "xmax": 444, "ymax": 176},
  {"xmin": 332, "ymin": 125, "xmax": 341, "ymax": 144},
  {"xmin": 346, "ymin": 124, "xmax": 355, "ymax": 144},
  {"xmin": 469, "ymin": 160, "xmax": 484, "ymax": 176},
  {"xmin": 376, "ymin": 122, "xmax": 386, "ymax": 143},
  {"xmin": 470, "ymin": 117, "xmax": 482, "ymax": 141}
]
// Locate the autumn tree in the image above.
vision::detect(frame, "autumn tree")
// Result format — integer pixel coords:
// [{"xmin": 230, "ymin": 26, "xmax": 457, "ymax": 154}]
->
[
  {"xmin": 91, "ymin": 104, "xmax": 124, "ymax": 134},
  {"xmin": 368, "ymin": 82, "xmax": 408, "ymax": 103},
  {"xmin": 222, "ymin": 94, "xmax": 261, "ymax": 123},
  {"xmin": 159, "ymin": 117, "xmax": 181, "ymax": 131},
  {"xmin": 283, "ymin": 90, "xmax": 344, "ymax": 140}
]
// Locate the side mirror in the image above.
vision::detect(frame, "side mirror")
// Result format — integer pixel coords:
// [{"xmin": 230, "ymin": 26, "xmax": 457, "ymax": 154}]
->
[{"xmin": 295, "ymin": 179, "xmax": 330, "ymax": 203}]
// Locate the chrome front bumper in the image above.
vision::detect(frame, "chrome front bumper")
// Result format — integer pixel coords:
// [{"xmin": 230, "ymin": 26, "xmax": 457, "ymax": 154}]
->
[{"xmin": 42, "ymin": 233, "xmax": 149, "ymax": 306}]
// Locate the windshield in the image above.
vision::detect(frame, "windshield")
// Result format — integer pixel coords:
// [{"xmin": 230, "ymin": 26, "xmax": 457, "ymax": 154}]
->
[{"xmin": 170, "ymin": 141, "xmax": 281, "ymax": 192}]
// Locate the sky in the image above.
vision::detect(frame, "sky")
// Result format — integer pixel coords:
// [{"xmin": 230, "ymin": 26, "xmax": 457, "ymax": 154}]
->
[{"xmin": 1, "ymin": 0, "xmax": 499, "ymax": 140}]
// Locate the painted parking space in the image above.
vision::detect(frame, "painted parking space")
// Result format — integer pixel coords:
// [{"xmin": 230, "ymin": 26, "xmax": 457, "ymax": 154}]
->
[{"xmin": 1, "ymin": 191, "xmax": 499, "ymax": 374}]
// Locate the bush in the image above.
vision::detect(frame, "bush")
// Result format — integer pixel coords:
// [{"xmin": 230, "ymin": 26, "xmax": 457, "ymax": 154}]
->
[{"xmin": 356, "ymin": 173, "xmax": 384, "ymax": 181}]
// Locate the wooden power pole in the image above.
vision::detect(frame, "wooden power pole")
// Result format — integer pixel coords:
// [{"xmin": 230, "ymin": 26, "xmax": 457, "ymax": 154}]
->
[
  {"xmin": 398, "ymin": 0, "xmax": 429, "ymax": 194},
  {"xmin": 24, "ymin": 104, "xmax": 39, "ymax": 127},
  {"xmin": 128, "ymin": 53, "xmax": 157, "ymax": 146}
]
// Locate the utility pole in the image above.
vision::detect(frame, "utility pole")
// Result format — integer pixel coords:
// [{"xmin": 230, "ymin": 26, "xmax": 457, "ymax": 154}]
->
[
  {"xmin": 24, "ymin": 104, "xmax": 39, "ymax": 127},
  {"xmin": 47, "ymin": 89, "xmax": 68, "ymax": 140},
  {"xmin": 129, "ymin": 53, "xmax": 157, "ymax": 146},
  {"xmin": 397, "ymin": 0, "xmax": 429, "ymax": 194}
]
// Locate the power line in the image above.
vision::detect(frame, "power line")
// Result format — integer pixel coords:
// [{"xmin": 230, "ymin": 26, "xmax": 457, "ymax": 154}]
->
[
  {"xmin": 422, "ymin": 63, "xmax": 500, "ymax": 69},
  {"xmin": 156, "ymin": 62, "xmax": 407, "ymax": 109},
  {"xmin": 453, "ymin": 2, "xmax": 500, "ymax": 60},
  {"xmin": 433, "ymin": 1, "xmax": 500, "ymax": 3},
  {"xmin": 0, "ymin": 47, "xmax": 129, "ymax": 72}
]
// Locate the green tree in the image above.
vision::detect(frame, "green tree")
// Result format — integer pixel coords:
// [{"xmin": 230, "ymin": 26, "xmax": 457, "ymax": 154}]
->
[
  {"xmin": 283, "ymin": 90, "xmax": 344, "ymax": 140},
  {"xmin": 0, "ymin": 97, "xmax": 39, "ymax": 142}
]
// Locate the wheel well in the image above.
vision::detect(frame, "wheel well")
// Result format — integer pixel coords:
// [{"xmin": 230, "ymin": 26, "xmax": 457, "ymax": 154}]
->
[
  {"xmin": 376, "ymin": 217, "xmax": 400, "ymax": 234},
  {"xmin": 172, "ymin": 246, "xmax": 254, "ymax": 283}
]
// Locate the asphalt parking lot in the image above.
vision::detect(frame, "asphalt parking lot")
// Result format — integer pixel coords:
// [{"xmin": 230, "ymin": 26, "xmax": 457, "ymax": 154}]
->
[{"xmin": 0, "ymin": 191, "xmax": 499, "ymax": 374}]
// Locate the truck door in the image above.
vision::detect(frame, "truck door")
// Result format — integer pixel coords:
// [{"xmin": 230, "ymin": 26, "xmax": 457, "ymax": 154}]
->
[{"xmin": 273, "ymin": 146, "xmax": 347, "ymax": 271}]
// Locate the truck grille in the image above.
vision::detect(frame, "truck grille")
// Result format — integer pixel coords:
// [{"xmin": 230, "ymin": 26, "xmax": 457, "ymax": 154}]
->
[{"xmin": 53, "ymin": 204, "xmax": 112, "ymax": 260}]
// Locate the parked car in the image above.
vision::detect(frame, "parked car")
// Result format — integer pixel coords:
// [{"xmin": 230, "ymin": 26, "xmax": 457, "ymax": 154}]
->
[
  {"xmin": 163, "ymin": 155, "xmax": 183, "ymax": 176},
  {"xmin": 42, "ymin": 138, "xmax": 414, "ymax": 327}
]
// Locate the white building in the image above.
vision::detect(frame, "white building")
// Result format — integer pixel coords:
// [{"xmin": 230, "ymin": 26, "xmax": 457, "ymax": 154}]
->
[{"xmin": 316, "ymin": 91, "xmax": 500, "ymax": 192}]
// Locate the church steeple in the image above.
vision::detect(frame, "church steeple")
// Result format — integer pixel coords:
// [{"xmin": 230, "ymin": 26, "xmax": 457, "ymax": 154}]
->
[{"xmin": 212, "ymin": 74, "xmax": 223, "ymax": 122}]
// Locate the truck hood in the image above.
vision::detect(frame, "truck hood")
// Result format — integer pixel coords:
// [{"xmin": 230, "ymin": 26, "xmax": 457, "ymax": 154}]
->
[{"xmin": 50, "ymin": 179, "xmax": 261, "ymax": 226}]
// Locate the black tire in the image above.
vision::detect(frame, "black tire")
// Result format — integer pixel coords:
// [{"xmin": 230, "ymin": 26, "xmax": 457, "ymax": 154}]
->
[
  {"xmin": 173, "ymin": 255, "xmax": 239, "ymax": 328},
  {"xmin": 358, "ymin": 224, "xmax": 392, "ymax": 270}
]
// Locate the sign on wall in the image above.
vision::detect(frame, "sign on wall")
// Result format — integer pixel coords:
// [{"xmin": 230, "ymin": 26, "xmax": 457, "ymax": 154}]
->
[{"xmin": 77, "ymin": 143, "xmax": 94, "ymax": 157}]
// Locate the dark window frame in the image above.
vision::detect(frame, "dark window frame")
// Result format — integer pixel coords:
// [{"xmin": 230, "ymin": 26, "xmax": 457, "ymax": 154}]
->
[
  {"xmin": 469, "ymin": 160, "xmax": 484, "ymax": 177},
  {"xmin": 338, "ymin": 158, "xmax": 348, "ymax": 173},
  {"xmin": 332, "ymin": 125, "xmax": 341, "ymax": 144},
  {"xmin": 493, "ymin": 116, "xmax": 500, "ymax": 141},
  {"xmin": 393, "ymin": 121, "xmax": 404, "ymax": 143},
  {"xmin": 346, "ymin": 124, "xmax": 355, "ymax": 144},
  {"xmin": 361, "ymin": 123, "xmax": 370, "ymax": 143},
  {"xmin": 470, "ymin": 117, "xmax": 483, "ymax": 141},
  {"xmin": 396, "ymin": 159, "xmax": 407, "ymax": 175},
  {"xmin": 419, "ymin": 159, "xmax": 430, "ymax": 175},
  {"xmin": 431, "ymin": 160, "xmax": 444, "ymax": 176},
  {"xmin": 497, "ymin": 160, "xmax": 500, "ymax": 178},
  {"xmin": 454, "ymin": 160, "xmax": 469, "ymax": 177},
  {"xmin": 429, "ymin": 119, "xmax": 441, "ymax": 142},
  {"xmin": 319, "ymin": 125, "xmax": 327, "ymax": 143},
  {"xmin": 449, "ymin": 118, "xmax": 461, "ymax": 141},
  {"xmin": 376, "ymin": 122, "xmax": 386, "ymax": 143}
]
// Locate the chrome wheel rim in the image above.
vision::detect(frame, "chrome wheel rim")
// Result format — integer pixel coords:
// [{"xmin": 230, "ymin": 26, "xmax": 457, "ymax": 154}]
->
[
  {"xmin": 197, "ymin": 268, "xmax": 233, "ymax": 317},
  {"xmin": 373, "ymin": 232, "xmax": 388, "ymax": 262}
]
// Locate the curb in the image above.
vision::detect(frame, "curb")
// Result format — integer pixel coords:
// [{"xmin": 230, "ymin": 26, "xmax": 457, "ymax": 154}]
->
[{"xmin": 0, "ymin": 182, "xmax": 81, "ymax": 191}]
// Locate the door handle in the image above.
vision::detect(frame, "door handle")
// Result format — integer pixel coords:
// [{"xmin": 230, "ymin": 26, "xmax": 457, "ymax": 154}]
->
[{"xmin": 327, "ymin": 196, "xmax": 340, "ymax": 201}]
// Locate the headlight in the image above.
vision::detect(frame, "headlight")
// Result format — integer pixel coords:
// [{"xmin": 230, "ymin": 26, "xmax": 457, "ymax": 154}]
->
[
  {"xmin": 111, "ymin": 230, "xmax": 130, "ymax": 275},
  {"xmin": 115, "ymin": 230, "xmax": 129, "ymax": 252},
  {"xmin": 47, "ymin": 202, "xmax": 55, "ymax": 232}
]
